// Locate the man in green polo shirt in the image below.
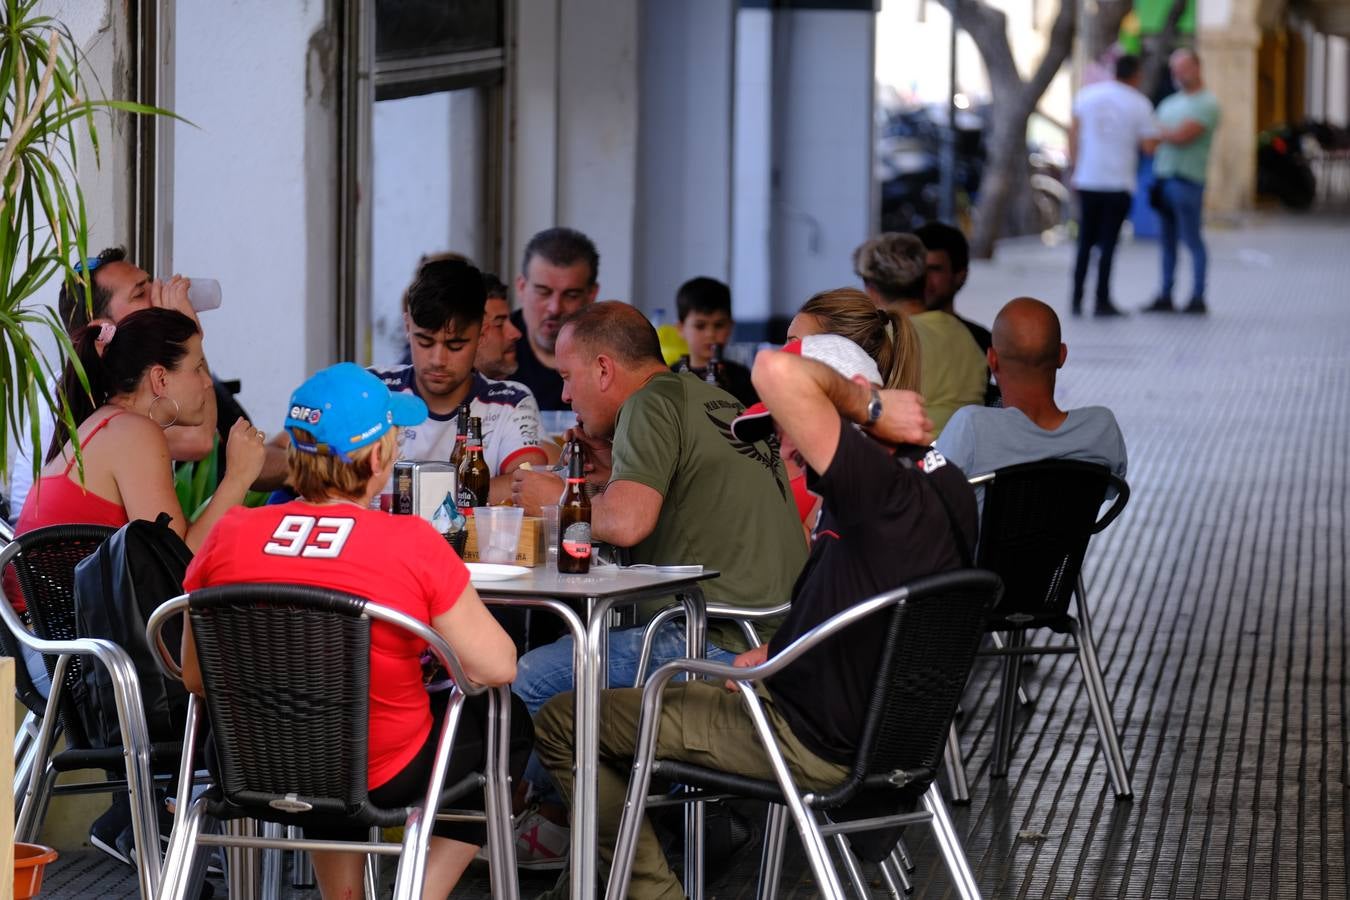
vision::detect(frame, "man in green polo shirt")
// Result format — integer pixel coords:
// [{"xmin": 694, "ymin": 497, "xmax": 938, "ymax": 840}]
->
[
  {"xmin": 1142, "ymin": 48, "xmax": 1221, "ymax": 315},
  {"xmin": 507, "ymin": 301, "xmax": 807, "ymax": 863}
]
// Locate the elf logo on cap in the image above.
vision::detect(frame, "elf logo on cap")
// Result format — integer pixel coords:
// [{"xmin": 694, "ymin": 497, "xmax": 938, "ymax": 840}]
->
[{"xmin": 290, "ymin": 404, "xmax": 322, "ymax": 426}]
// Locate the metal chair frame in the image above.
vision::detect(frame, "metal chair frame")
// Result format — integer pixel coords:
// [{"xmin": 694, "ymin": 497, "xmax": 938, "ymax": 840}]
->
[
  {"xmin": 0, "ymin": 527, "xmax": 164, "ymax": 900},
  {"xmin": 606, "ymin": 571, "xmax": 1001, "ymax": 900},
  {"xmin": 145, "ymin": 585, "xmax": 520, "ymax": 900},
  {"xmin": 944, "ymin": 462, "xmax": 1134, "ymax": 804}
]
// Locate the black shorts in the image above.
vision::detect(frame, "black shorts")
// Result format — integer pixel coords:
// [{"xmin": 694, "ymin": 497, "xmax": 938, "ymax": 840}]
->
[{"xmin": 306, "ymin": 690, "xmax": 533, "ymax": 845}]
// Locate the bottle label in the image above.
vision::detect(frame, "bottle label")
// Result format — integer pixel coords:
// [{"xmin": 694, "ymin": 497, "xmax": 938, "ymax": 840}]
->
[
  {"xmin": 561, "ymin": 522, "xmax": 592, "ymax": 559},
  {"xmin": 457, "ymin": 485, "xmax": 481, "ymax": 511}
]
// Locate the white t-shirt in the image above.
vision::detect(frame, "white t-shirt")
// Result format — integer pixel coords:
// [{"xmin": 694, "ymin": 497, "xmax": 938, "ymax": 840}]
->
[
  {"xmin": 369, "ymin": 366, "xmax": 545, "ymax": 474},
  {"xmin": 1071, "ymin": 80, "xmax": 1158, "ymax": 193}
]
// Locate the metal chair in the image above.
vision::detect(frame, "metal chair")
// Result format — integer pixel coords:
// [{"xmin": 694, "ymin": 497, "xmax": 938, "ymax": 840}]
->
[
  {"xmin": 0, "ymin": 523, "xmax": 166, "ymax": 900},
  {"xmin": 146, "ymin": 583, "xmax": 520, "ymax": 900},
  {"xmin": 606, "ymin": 569, "xmax": 1002, "ymax": 900},
  {"xmin": 0, "ymin": 544, "xmax": 51, "ymax": 813},
  {"xmin": 944, "ymin": 459, "xmax": 1133, "ymax": 803}
]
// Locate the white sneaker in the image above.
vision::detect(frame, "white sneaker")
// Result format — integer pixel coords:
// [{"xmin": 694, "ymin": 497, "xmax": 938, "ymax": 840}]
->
[{"xmin": 475, "ymin": 807, "xmax": 570, "ymax": 871}]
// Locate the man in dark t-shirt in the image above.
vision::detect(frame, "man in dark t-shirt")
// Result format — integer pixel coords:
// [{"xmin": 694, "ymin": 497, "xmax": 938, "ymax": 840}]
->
[
  {"xmin": 509, "ymin": 228, "xmax": 600, "ymax": 410},
  {"xmin": 531, "ymin": 334, "xmax": 974, "ymax": 900}
]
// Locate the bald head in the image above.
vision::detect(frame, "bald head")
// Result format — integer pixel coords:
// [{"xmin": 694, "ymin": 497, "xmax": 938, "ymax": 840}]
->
[
  {"xmin": 559, "ymin": 300, "xmax": 664, "ymax": 368},
  {"xmin": 992, "ymin": 298, "xmax": 1063, "ymax": 373}
]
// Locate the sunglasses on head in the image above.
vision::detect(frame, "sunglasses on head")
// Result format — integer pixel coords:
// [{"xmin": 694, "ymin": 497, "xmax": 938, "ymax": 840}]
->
[{"xmin": 72, "ymin": 255, "xmax": 111, "ymax": 275}]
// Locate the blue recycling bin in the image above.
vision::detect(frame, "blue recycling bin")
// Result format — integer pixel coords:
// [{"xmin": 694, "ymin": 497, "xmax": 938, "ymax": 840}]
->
[{"xmin": 1131, "ymin": 154, "xmax": 1162, "ymax": 239}]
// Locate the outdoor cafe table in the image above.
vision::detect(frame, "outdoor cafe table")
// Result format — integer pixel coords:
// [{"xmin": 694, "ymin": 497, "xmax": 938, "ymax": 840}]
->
[{"xmin": 474, "ymin": 565, "xmax": 719, "ymax": 900}]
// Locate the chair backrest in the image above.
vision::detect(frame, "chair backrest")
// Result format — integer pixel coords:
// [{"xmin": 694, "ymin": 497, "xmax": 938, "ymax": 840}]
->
[
  {"xmin": 185, "ymin": 583, "xmax": 376, "ymax": 821},
  {"xmin": 823, "ymin": 569, "xmax": 1000, "ymax": 861},
  {"xmin": 852, "ymin": 570, "xmax": 1001, "ymax": 791},
  {"xmin": 975, "ymin": 459, "xmax": 1128, "ymax": 628},
  {"xmin": 10, "ymin": 524, "xmax": 118, "ymax": 743}
]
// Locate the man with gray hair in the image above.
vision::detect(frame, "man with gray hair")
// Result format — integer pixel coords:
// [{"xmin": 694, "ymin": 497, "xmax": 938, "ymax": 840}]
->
[
  {"xmin": 511, "ymin": 227, "xmax": 601, "ymax": 409},
  {"xmin": 854, "ymin": 232, "xmax": 986, "ymax": 434}
]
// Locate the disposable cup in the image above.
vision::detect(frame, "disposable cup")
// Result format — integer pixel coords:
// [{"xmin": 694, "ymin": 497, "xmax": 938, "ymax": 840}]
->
[
  {"xmin": 187, "ymin": 277, "xmax": 222, "ymax": 311},
  {"xmin": 474, "ymin": 506, "xmax": 524, "ymax": 564},
  {"xmin": 541, "ymin": 505, "xmax": 561, "ymax": 570}
]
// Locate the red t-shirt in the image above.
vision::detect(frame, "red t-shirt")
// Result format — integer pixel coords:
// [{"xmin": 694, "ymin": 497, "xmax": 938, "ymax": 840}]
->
[{"xmin": 183, "ymin": 500, "xmax": 469, "ymax": 788}]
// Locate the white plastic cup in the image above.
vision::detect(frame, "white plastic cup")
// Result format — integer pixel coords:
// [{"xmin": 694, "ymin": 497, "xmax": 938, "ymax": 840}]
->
[
  {"xmin": 541, "ymin": 505, "xmax": 561, "ymax": 570},
  {"xmin": 187, "ymin": 277, "xmax": 222, "ymax": 312},
  {"xmin": 474, "ymin": 506, "xmax": 524, "ymax": 564}
]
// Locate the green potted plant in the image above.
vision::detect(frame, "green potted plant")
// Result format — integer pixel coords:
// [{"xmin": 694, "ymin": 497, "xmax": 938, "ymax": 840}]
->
[{"xmin": 1, "ymin": 0, "xmax": 168, "ymax": 492}]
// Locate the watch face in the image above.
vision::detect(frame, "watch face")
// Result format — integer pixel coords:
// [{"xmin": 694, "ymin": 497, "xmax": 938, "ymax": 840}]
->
[{"xmin": 868, "ymin": 390, "xmax": 882, "ymax": 423}]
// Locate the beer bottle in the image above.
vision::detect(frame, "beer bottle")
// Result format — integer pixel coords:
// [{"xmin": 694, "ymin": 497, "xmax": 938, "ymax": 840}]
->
[
  {"xmin": 456, "ymin": 416, "xmax": 490, "ymax": 512},
  {"xmin": 449, "ymin": 403, "xmax": 470, "ymax": 468},
  {"xmin": 675, "ymin": 354, "xmax": 692, "ymax": 375},
  {"xmin": 704, "ymin": 343, "xmax": 724, "ymax": 386},
  {"xmin": 557, "ymin": 442, "xmax": 592, "ymax": 574}
]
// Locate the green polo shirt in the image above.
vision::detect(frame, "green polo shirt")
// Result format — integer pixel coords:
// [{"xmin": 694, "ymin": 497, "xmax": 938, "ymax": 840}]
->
[{"xmin": 1154, "ymin": 89, "xmax": 1220, "ymax": 184}]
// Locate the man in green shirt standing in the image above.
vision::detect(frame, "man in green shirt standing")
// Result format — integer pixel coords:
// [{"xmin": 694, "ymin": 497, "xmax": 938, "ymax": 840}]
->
[{"xmin": 1142, "ymin": 48, "xmax": 1221, "ymax": 315}]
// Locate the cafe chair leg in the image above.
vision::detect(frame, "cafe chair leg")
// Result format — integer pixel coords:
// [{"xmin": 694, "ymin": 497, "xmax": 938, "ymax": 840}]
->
[
  {"xmin": 945, "ymin": 723, "xmax": 970, "ymax": 804},
  {"xmin": 755, "ymin": 804, "xmax": 789, "ymax": 900},
  {"xmin": 1069, "ymin": 620, "xmax": 1133, "ymax": 800}
]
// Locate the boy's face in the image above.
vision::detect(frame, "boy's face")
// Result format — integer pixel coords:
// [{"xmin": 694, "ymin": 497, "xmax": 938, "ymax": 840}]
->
[{"xmin": 679, "ymin": 310, "xmax": 734, "ymax": 367}]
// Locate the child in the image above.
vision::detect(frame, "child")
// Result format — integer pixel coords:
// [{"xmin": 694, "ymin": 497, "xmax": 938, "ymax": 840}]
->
[{"xmin": 673, "ymin": 276, "xmax": 757, "ymax": 406}]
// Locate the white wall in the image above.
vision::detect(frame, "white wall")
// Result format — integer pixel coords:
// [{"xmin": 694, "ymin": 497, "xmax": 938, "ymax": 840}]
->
[
  {"xmin": 732, "ymin": 7, "xmax": 775, "ymax": 326},
  {"xmin": 633, "ymin": 0, "xmax": 736, "ymax": 317},
  {"xmin": 771, "ymin": 9, "xmax": 876, "ymax": 309},
  {"xmin": 512, "ymin": 0, "xmax": 640, "ymax": 303},
  {"xmin": 172, "ymin": 0, "xmax": 335, "ymax": 433}
]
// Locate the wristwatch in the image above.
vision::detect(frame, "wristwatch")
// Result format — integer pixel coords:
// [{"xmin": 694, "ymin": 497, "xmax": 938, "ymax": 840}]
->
[{"xmin": 865, "ymin": 387, "xmax": 883, "ymax": 426}]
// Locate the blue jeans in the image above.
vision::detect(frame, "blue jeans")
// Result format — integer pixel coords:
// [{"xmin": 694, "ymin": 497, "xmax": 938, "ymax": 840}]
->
[
  {"xmin": 1159, "ymin": 177, "xmax": 1207, "ymax": 300},
  {"xmin": 514, "ymin": 622, "xmax": 738, "ymax": 795},
  {"xmin": 20, "ymin": 643, "xmax": 50, "ymax": 698}
]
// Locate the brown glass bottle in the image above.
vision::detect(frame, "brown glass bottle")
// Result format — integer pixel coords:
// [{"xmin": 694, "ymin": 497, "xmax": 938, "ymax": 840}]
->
[
  {"xmin": 704, "ymin": 343, "xmax": 724, "ymax": 386},
  {"xmin": 456, "ymin": 416, "xmax": 490, "ymax": 512},
  {"xmin": 557, "ymin": 443, "xmax": 592, "ymax": 574},
  {"xmin": 449, "ymin": 403, "xmax": 470, "ymax": 468}
]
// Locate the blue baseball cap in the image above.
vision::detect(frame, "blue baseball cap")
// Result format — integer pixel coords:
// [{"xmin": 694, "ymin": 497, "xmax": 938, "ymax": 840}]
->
[{"xmin": 284, "ymin": 363, "xmax": 427, "ymax": 461}]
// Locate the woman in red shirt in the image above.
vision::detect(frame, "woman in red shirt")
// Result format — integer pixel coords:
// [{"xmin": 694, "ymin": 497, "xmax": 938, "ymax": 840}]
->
[{"xmin": 181, "ymin": 363, "xmax": 526, "ymax": 899}]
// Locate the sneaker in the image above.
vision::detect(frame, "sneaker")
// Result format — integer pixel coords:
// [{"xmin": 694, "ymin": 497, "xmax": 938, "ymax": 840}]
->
[
  {"xmin": 515, "ymin": 807, "xmax": 571, "ymax": 870},
  {"xmin": 1141, "ymin": 296, "xmax": 1175, "ymax": 313},
  {"xmin": 1093, "ymin": 301, "xmax": 1127, "ymax": 318},
  {"xmin": 89, "ymin": 800, "xmax": 134, "ymax": 867},
  {"xmin": 1182, "ymin": 297, "xmax": 1208, "ymax": 314}
]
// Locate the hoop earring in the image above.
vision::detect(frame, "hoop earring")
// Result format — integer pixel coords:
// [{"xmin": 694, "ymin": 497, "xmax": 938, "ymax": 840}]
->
[{"xmin": 148, "ymin": 394, "xmax": 180, "ymax": 429}]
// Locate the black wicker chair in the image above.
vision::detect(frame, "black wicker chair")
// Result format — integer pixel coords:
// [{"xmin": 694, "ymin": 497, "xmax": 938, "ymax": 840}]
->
[
  {"xmin": 0, "ymin": 551, "xmax": 49, "ymax": 811},
  {"xmin": 146, "ymin": 583, "xmax": 519, "ymax": 900},
  {"xmin": 0, "ymin": 523, "xmax": 169, "ymax": 900},
  {"xmin": 605, "ymin": 570, "xmax": 1001, "ymax": 900},
  {"xmin": 946, "ymin": 459, "xmax": 1133, "ymax": 803}
]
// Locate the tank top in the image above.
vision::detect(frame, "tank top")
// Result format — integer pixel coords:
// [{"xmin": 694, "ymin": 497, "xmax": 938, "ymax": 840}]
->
[{"xmin": 5, "ymin": 414, "xmax": 131, "ymax": 613}]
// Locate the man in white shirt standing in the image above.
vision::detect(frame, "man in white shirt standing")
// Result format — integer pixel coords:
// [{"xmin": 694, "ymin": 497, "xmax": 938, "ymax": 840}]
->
[{"xmin": 1069, "ymin": 54, "xmax": 1158, "ymax": 318}]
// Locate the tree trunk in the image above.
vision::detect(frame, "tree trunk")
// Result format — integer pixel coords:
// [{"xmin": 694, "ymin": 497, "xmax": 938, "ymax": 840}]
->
[
  {"xmin": 1084, "ymin": 0, "xmax": 1133, "ymax": 63},
  {"xmin": 954, "ymin": 0, "xmax": 1078, "ymax": 259},
  {"xmin": 1141, "ymin": 0, "xmax": 1189, "ymax": 101}
]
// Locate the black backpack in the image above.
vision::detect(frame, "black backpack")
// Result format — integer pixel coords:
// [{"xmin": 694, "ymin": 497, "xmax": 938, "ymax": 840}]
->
[{"xmin": 73, "ymin": 513, "xmax": 192, "ymax": 748}]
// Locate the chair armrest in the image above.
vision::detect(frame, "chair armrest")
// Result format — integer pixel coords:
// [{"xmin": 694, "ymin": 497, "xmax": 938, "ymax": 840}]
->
[
  {"xmin": 1093, "ymin": 474, "xmax": 1130, "ymax": 533},
  {"xmin": 146, "ymin": 595, "xmax": 190, "ymax": 681}
]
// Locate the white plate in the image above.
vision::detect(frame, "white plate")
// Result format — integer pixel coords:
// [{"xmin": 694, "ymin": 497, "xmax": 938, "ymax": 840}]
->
[{"xmin": 466, "ymin": 563, "xmax": 530, "ymax": 582}]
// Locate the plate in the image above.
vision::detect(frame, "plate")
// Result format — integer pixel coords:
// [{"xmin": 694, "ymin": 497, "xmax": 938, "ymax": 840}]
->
[{"xmin": 466, "ymin": 563, "xmax": 530, "ymax": 583}]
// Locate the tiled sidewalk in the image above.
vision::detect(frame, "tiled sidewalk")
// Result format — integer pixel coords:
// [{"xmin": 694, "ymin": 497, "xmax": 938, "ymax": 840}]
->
[{"xmin": 39, "ymin": 213, "xmax": 1350, "ymax": 898}]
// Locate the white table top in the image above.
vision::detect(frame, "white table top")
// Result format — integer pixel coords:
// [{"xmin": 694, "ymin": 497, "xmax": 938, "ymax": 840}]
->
[{"xmin": 471, "ymin": 565, "xmax": 718, "ymax": 599}]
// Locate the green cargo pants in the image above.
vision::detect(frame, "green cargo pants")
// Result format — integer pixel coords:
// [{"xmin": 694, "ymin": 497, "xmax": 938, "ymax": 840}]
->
[{"xmin": 534, "ymin": 680, "xmax": 848, "ymax": 900}]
